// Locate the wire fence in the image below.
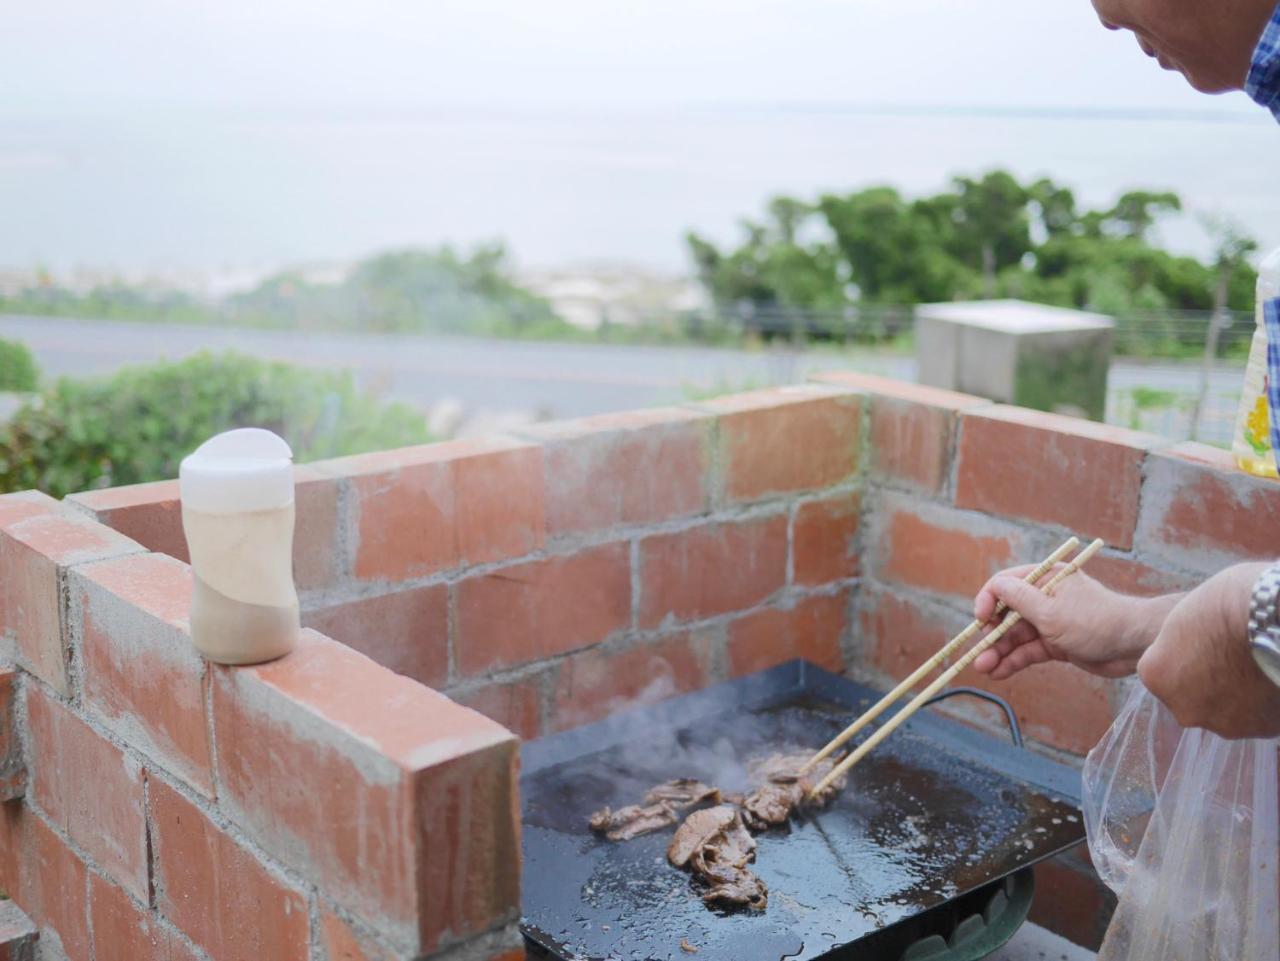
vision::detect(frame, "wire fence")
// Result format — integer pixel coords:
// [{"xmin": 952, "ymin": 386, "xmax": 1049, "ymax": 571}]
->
[{"xmin": 623, "ymin": 302, "xmax": 1251, "ymax": 447}]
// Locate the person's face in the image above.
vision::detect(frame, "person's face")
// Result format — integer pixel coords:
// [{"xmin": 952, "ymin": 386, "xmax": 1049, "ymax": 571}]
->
[{"xmin": 1090, "ymin": 0, "xmax": 1265, "ymax": 93}]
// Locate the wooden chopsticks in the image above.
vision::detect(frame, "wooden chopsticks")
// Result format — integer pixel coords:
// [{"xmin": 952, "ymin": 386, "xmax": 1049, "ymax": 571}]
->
[
  {"xmin": 806, "ymin": 536, "xmax": 1105, "ymax": 798},
  {"xmin": 798, "ymin": 536, "xmax": 1080, "ymax": 777}
]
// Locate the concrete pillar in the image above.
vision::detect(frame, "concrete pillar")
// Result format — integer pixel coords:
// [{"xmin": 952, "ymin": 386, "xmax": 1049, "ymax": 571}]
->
[{"xmin": 916, "ymin": 299, "xmax": 1114, "ymax": 420}]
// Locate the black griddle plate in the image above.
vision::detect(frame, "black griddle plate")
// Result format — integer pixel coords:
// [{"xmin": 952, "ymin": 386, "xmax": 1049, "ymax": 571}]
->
[{"xmin": 520, "ymin": 661, "xmax": 1085, "ymax": 961}]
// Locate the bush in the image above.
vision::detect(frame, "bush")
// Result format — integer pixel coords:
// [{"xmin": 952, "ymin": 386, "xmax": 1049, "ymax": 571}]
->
[
  {"xmin": 0, "ymin": 338, "xmax": 38, "ymax": 392},
  {"xmin": 0, "ymin": 352, "xmax": 430, "ymax": 497}
]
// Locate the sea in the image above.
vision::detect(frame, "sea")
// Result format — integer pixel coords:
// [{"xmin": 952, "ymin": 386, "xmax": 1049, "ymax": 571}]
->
[{"xmin": 1, "ymin": 103, "xmax": 1277, "ymax": 281}]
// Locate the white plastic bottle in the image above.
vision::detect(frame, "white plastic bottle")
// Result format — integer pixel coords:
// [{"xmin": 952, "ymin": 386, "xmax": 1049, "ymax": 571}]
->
[
  {"xmin": 179, "ymin": 428, "xmax": 300, "ymax": 664},
  {"xmin": 1231, "ymin": 247, "xmax": 1280, "ymax": 479}
]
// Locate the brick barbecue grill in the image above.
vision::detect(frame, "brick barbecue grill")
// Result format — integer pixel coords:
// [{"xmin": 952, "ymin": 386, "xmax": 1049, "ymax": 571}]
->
[{"xmin": 0, "ymin": 371, "xmax": 1273, "ymax": 960}]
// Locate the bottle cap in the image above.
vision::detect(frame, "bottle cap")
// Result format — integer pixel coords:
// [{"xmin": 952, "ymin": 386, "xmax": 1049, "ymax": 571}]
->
[{"xmin": 179, "ymin": 428, "xmax": 295, "ymax": 514}]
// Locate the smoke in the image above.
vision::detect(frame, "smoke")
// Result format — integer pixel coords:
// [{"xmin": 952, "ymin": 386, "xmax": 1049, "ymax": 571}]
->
[{"xmin": 565, "ymin": 665, "xmax": 762, "ymax": 793}]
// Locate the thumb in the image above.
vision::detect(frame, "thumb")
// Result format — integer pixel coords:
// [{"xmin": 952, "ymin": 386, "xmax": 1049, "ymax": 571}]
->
[{"xmin": 987, "ymin": 575, "xmax": 1053, "ymax": 627}]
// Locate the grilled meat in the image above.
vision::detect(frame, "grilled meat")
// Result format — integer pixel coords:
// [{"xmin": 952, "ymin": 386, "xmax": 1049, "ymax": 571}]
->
[
  {"xmin": 668, "ymin": 805, "xmax": 768, "ymax": 912},
  {"xmin": 589, "ymin": 803, "xmax": 679, "ymax": 841},
  {"xmin": 588, "ymin": 753, "xmax": 845, "ymax": 912},
  {"xmin": 701, "ymin": 875, "xmax": 769, "ymax": 911},
  {"xmin": 667, "ymin": 806, "xmax": 743, "ymax": 867},
  {"xmin": 644, "ymin": 778, "xmax": 721, "ymax": 808},
  {"xmin": 589, "ymin": 778, "xmax": 724, "ymax": 842},
  {"xmin": 739, "ymin": 752, "xmax": 848, "ymax": 830},
  {"xmin": 740, "ymin": 782, "xmax": 804, "ymax": 831}
]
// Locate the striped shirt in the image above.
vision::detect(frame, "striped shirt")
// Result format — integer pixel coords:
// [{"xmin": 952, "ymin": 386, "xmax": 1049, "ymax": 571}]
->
[
  {"xmin": 1247, "ymin": 2, "xmax": 1280, "ymax": 121},
  {"xmin": 1251, "ymin": 6, "xmax": 1280, "ymax": 470},
  {"xmin": 1264, "ymin": 299, "xmax": 1280, "ymax": 474}
]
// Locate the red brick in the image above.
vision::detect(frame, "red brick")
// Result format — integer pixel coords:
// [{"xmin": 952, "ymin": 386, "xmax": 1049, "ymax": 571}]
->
[
  {"xmin": 19, "ymin": 816, "xmax": 90, "ymax": 961},
  {"xmin": 303, "ymin": 585, "xmax": 449, "ymax": 688},
  {"xmin": 453, "ymin": 443, "xmax": 546, "ymax": 566},
  {"xmin": 0, "ymin": 491, "xmax": 59, "ymax": 529},
  {"xmin": 456, "ymin": 543, "xmax": 631, "ymax": 676},
  {"xmin": 955, "ymin": 406, "xmax": 1157, "ymax": 549},
  {"xmin": 0, "ymin": 801, "xmax": 23, "ymax": 900},
  {"xmin": 26, "ymin": 688, "xmax": 147, "ymax": 901},
  {"xmin": 0, "ymin": 672, "xmax": 24, "ymax": 800},
  {"xmin": 877, "ymin": 502, "xmax": 1025, "ymax": 600},
  {"xmin": 70, "ymin": 470, "xmax": 345, "ymax": 591},
  {"xmin": 319, "ymin": 909, "xmax": 401, "ymax": 961},
  {"xmin": 0, "ymin": 511, "xmax": 140, "ymax": 693},
  {"xmin": 323, "ymin": 438, "xmax": 545, "ymax": 583},
  {"xmin": 639, "ymin": 516, "xmax": 787, "ymax": 627},
  {"xmin": 1086, "ymin": 552, "xmax": 1198, "ymax": 598},
  {"xmin": 1028, "ymin": 851, "xmax": 1115, "ymax": 950},
  {"xmin": 0, "ymin": 899, "xmax": 37, "ymax": 961},
  {"xmin": 74, "ymin": 554, "xmax": 214, "ymax": 796},
  {"xmin": 150, "ymin": 777, "xmax": 309, "ymax": 961},
  {"xmin": 858, "ymin": 586, "xmax": 966, "ymax": 682},
  {"xmin": 211, "ymin": 630, "xmax": 519, "ymax": 953},
  {"xmin": 794, "ymin": 494, "xmax": 860, "ymax": 586},
  {"xmin": 524, "ymin": 408, "xmax": 710, "ymax": 535},
  {"xmin": 351, "ymin": 463, "xmax": 451, "ymax": 579},
  {"xmin": 701, "ymin": 387, "xmax": 861, "ymax": 503},
  {"xmin": 727, "ymin": 593, "xmax": 847, "ymax": 676},
  {"xmin": 954, "ymin": 659, "xmax": 1116, "ymax": 756},
  {"xmin": 292, "ymin": 466, "xmax": 344, "ymax": 590},
  {"xmin": 1163, "ymin": 440, "xmax": 1236, "ymax": 470},
  {"xmin": 811, "ymin": 371, "xmax": 986, "ymax": 410},
  {"xmin": 67, "ymin": 480, "xmax": 186, "ymax": 561},
  {"xmin": 813, "ymin": 372, "xmax": 988, "ymax": 492},
  {"xmin": 451, "ymin": 674, "xmax": 546, "ymax": 741},
  {"xmin": 549, "ymin": 632, "xmax": 712, "ymax": 731},
  {"xmin": 89, "ymin": 874, "xmax": 199, "ymax": 961},
  {"xmin": 873, "ymin": 401, "xmax": 956, "ymax": 493},
  {"xmin": 20, "ymin": 504, "xmax": 136, "ymax": 562},
  {"xmin": 1137, "ymin": 447, "xmax": 1280, "ymax": 569},
  {"xmin": 858, "ymin": 586, "xmax": 1116, "ymax": 755}
]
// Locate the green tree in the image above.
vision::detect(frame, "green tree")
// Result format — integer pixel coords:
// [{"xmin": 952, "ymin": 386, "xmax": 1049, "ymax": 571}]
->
[
  {"xmin": 684, "ymin": 170, "xmax": 1260, "ymax": 352},
  {"xmin": 685, "ymin": 195, "xmax": 846, "ymax": 319},
  {"xmin": 819, "ymin": 187, "xmax": 976, "ymax": 304},
  {"xmin": 1028, "ymin": 178, "xmax": 1079, "ymax": 238},
  {"xmin": 948, "ymin": 171, "xmax": 1032, "ymax": 295},
  {"xmin": 1101, "ymin": 190, "xmax": 1183, "ymax": 241}
]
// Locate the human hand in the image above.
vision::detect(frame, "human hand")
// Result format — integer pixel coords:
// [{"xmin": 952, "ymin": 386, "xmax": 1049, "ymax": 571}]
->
[
  {"xmin": 1137, "ymin": 562, "xmax": 1280, "ymax": 740},
  {"xmin": 971, "ymin": 564, "xmax": 1179, "ymax": 680}
]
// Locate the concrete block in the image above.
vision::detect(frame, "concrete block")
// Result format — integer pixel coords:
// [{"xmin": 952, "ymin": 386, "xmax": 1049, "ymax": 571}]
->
[{"xmin": 917, "ymin": 300, "xmax": 1113, "ymax": 421}]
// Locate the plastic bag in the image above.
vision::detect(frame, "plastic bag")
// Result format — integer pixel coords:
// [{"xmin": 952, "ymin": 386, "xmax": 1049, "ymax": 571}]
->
[{"xmin": 1082, "ymin": 681, "xmax": 1279, "ymax": 961}]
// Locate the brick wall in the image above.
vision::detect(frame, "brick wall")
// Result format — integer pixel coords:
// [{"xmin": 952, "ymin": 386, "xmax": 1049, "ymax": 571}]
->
[
  {"xmin": 70, "ymin": 386, "xmax": 865, "ymax": 743},
  {"xmin": 15, "ymin": 372, "xmax": 1279, "ymax": 955},
  {"xmin": 0, "ymin": 497, "xmax": 521, "ymax": 961}
]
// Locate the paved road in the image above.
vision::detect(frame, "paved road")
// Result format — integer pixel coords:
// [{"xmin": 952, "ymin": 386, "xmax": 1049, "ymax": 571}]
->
[
  {"xmin": 0, "ymin": 314, "xmax": 902, "ymax": 420},
  {"xmin": 0, "ymin": 314, "xmax": 1245, "ymax": 443}
]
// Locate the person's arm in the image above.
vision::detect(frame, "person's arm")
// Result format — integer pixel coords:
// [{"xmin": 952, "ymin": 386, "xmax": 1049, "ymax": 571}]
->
[
  {"xmin": 1137, "ymin": 562, "xmax": 1280, "ymax": 739},
  {"xmin": 973, "ymin": 561, "xmax": 1280, "ymax": 739},
  {"xmin": 972, "ymin": 565, "xmax": 1182, "ymax": 679}
]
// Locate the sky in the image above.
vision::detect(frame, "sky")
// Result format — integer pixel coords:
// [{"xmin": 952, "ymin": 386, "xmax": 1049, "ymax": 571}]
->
[
  {"xmin": 2, "ymin": 1, "xmax": 1274, "ymax": 275},
  {"xmin": 2, "ymin": 0, "xmax": 1260, "ymax": 115}
]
